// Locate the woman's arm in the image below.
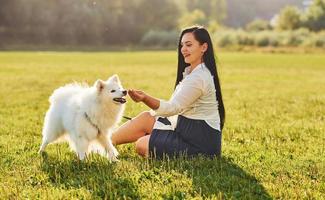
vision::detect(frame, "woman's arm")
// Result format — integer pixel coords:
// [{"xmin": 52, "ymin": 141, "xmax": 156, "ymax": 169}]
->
[
  {"xmin": 153, "ymin": 74, "xmax": 203, "ymax": 117},
  {"xmin": 128, "ymin": 73, "xmax": 204, "ymax": 117}
]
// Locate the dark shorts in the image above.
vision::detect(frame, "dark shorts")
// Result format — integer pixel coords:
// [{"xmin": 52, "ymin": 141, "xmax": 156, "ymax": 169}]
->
[{"xmin": 149, "ymin": 115, "xmax": 222, "ymax": 159}]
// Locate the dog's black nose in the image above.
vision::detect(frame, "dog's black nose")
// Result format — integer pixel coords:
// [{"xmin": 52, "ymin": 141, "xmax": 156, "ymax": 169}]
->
[{"xmin": 122, "ymin": 90, "xmax": 127, "ymax": 95}]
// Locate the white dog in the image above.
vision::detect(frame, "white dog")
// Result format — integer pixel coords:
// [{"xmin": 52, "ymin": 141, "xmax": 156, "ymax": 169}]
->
[{"xmin": 39, "ymin": 75, "xmax": 126, "ymax": 161}]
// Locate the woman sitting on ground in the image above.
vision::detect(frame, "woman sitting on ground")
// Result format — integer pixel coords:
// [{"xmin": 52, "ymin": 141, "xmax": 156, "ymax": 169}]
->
[{"xmin": 112, "ymin": 26, "xmax": 225, "ymax": 159}]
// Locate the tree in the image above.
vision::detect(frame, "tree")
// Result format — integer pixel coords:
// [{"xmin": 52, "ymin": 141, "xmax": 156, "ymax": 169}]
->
[
  {"xmin": 302, "ymin": 0, "xmax": 325, "ymax": 31},
  {"xmin": 275, "ymin": 6, "xmax": 302, "ymax": 30},
  {"xmin": 0, "ymin": 0, "xmax": 181, "ymax": 46},
  {"xmin": 245, "ymin": 19, "xmax": 272, "ymax": 31},
  {"xmin": 224, "ymin": 0, "xmax": 302, "ymax": 28},
  {"xmin": 178, "ymin": 9, "xmax": 207, "ymax": 28},
  {"xmin": 176, "ymin": 0, "xmax": 227, "ymax": 28}
]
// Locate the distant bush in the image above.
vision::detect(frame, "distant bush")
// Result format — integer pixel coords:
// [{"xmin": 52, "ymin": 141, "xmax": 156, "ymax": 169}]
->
[
  {"xmin": 302, "ymin": 31, "xmax": 325, "ymax": 47},
  {"xmin": 272, "ymin": 0, "xmax": 325, "ymax": 32},
  {"xmin": 255, "ymin": 32, "xmax": 273, "ymax": 46},
  {"xmin": 140, "ymin": 30, "xmax": 179, "ymax": 47},
  {"xmin": 213, "ymin": 29, "xmax": 325, "ymax": 48},
  {"xmin": 214, "ymin": 31, "xmax": 239, "ymax": 47},
  {"xmin": 281, "ymin": 31, "xmax": 304, "ymax": 46},
  {"xmin": 237, "ymin": 31, "xmax": 255, "ymax": 46},
  {"xmin": 245, "ymin": 19, "xmax": 272, "ymax": 32}
]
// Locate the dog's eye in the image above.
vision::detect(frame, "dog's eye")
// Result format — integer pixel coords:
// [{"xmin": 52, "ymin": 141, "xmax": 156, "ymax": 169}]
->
[{"xmin": 110, "ymin": 90, "xmax": 116, "ymax": 93}]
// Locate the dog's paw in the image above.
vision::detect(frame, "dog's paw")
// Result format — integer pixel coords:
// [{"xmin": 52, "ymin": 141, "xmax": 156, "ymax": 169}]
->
[
  {"xmin": 77, "ymin": 152, "xmax": 87, "ymax": 161},
  {"xmin": 107, "ymin": 147, "xmax": 119, "ymax": 162},
  {"xmin": 109, "ymin": 155, "xmax": 119, "ymax": 162},
  {"xmin": 107, "ymin": 153, "xmax": 119, "ymax": 162}
]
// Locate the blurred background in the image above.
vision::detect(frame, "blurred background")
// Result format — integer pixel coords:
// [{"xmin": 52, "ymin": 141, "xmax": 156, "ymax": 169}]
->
[
  {"xmin": 0, "ymin": 2, "xmax": 324, "ymax": 199},
  {"xmin": 0, "ymin": 0, "xmax": 324, "ymax": 50}
]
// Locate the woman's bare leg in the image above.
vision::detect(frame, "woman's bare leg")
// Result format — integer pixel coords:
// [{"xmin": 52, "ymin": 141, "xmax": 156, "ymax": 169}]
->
[
  {"xmin": 112, "ymin": 111, "xmax": 155, "ymax": 145},
  {"xmin": 135, "ymin": 135, "xmax": 150, "ymax": 158}
]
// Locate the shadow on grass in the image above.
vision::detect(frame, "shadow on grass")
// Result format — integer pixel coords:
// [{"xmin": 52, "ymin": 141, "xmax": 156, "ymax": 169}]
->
[
  {"xmin": 40, "ymin": 153, "xmax": 140, "ymax": 199},
  {"xmin": 150, "ymin": 155, "xmax": 272, "ymax": 199},
  {"xmin": 40, "ymin": 151, "xmax": 271, "ymax": 199}
]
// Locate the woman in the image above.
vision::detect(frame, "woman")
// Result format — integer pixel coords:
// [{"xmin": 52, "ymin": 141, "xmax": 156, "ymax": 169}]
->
[{"xmin": 112, "ymin": 26, "xmax": 225, "ymax": 158}]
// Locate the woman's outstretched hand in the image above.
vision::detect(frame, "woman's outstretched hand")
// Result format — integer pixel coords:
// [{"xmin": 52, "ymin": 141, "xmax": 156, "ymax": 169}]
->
[
  {"xmin": 128, "ymin": 89, "xmax": 146, "ymax": 102},
  {"xmin": 128, "ymin": 89, "xmax": 160, "ymax": 109}
]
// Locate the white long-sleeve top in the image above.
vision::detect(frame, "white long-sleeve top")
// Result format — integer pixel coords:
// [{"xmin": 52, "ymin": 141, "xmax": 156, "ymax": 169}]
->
[{"xmin": 151, "ymin": 63, "xmax": 221, "ymax": 131}]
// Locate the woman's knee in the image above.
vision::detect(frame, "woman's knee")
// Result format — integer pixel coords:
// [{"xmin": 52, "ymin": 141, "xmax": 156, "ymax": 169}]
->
[
  {"xmin": 138, "ymin": 111, "xmax": 154, "ymax": 121},
  {"xmin": 137, "ymin": 111, "xmax": 155, "ymax": 133},
  {"xmin": 135, "ymin": 136, "xmax": 150, "ymax": 157}
]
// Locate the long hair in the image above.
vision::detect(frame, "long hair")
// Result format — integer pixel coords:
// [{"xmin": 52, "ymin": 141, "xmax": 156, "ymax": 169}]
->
[{"xmin": 175, "ymin": 26, "xmax": 225, "ymax": 130}]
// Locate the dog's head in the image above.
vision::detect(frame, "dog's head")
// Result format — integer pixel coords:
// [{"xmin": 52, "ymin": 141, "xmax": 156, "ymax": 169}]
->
[{"xmin": 94, "ymin": 74, "xmax": 127, "ymax": 105}]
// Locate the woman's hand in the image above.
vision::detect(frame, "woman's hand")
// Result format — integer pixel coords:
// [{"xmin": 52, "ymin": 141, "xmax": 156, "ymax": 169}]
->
[
  {"xmin": 128, "ymin": 89, "xmax": 147, "ymax": 102},
  {"xmin": 128, "ymin": 89, "xmax": 160, "ymax": 109}
]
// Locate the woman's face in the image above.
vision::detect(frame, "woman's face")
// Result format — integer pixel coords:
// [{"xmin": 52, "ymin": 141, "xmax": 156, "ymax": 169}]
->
[{"xmin": 180, "ymin": 32, "xmax": 207, "ymax": 66}]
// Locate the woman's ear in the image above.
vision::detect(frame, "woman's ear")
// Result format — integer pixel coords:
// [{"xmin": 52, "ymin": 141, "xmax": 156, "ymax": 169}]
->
[{"xmin": 202, "ymin": 43, "xmax": 208, "ymax": 53}]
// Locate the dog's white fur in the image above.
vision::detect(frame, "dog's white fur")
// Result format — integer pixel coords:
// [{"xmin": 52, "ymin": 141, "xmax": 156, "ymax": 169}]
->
[{"xmin": 39, "ymin": 75, "xmax": 126, "ymax": 161}]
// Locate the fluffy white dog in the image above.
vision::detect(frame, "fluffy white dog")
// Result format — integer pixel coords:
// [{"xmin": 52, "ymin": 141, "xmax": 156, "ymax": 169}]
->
[{"xmin": 39, "ymin": 75, "xmax": 126, "ymax": 161}]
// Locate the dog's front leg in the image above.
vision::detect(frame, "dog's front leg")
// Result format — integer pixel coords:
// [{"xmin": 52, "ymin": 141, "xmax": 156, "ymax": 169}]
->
[
  {"xmin": 98, "ymin": 134, "xmax": 119, "ymax": 162},
  {"xmin": 107, "ymin": 139, "xmax": 119, "ymax": 162},
  {"xmin": 74, "ymin": 137, "xmax": 89, "ymax": 160}
]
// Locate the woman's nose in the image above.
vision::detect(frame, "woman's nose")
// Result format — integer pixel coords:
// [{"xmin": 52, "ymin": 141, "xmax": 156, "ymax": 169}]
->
[{"xmin": 181, "ymin": 46, "xmax": 186, "ymax": 53}]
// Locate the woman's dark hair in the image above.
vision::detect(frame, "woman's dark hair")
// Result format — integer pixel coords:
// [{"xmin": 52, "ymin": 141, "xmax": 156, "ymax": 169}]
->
[{"xmin": 175, "ymin": 26, "xmax": 225, "ymax": 130}]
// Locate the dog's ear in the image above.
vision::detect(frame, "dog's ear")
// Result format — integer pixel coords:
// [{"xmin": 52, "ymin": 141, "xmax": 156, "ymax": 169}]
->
[
  {"xmin": 108, "ymin": 74, "xmax": 120, "ymax": 83},
  {"xmin": 95, "ymin": 79, "xmax": 105, "ymax": 92}
]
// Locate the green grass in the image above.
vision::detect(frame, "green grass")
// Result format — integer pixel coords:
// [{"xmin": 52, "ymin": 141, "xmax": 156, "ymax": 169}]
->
[{"xmin": 0, "ymin": 51, "xmax": 324, "ymax": 199}]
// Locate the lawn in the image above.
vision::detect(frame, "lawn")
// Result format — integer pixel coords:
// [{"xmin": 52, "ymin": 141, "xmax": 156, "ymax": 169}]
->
[{"xmin": 0, "ymin": 51, "xmax": 324, "ymax": 199}]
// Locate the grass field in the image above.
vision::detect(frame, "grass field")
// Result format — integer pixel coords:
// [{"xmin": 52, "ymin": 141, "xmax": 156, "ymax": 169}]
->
[{"xmin": 0, "ymin": 51, "xmax": 324, "ymax": 199}]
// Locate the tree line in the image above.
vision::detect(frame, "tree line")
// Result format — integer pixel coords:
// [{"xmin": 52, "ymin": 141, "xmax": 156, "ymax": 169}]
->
[
  {"xmin": 0, "ymin": 0, "xmax": 226, "ymax": 46},
  {"xmin": 275, "ymin": 0, "xmax": 325, "ymax": 31},
  {"xmin": 0, "ymin": 0, "xmax": 324, "ymax": 47}
]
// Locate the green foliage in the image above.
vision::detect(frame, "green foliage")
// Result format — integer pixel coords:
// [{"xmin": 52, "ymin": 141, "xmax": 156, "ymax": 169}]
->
[
  {"xmin": 245, "ymin": 19, "xmax": 272, "ymax": 32},
  {"xmin": 176, "ymin": 0, "xmax": 227, "ymax": 30},
  {"xmin": 140, "ymin": 30, "xmax": 179, "ymax": 47},
  {"xmin": 214, "ymin": 30, "xmax": 240, "ymax": 47},
  {"xmin": 207, "ymin": 20, "xmax": 223, "ymax": 33},
  {"xmin": 272, "ymin": 0, "xmax": 325, "ymax": 32},
  {"xmin": 183, "ymin": 0, "xmax": 227, "ymax": 23},
  {"xmin": 276, "ymin": 6, "xmax": 302, "ymax": 30},
  {"xmin": 225, "ymin": 0, "xmax": 303, "ymax": 28},
  {"xmin": 214, "ymin": 28, "xmax": 325, "ymax": 48},
  {"xmin": 302, "ymin": 0, "xmax": 325, "ymax": 31},
  {"xmin": 0, "ymin": 0, "xmax": 230, "ymax": 47},
  {"xmin": 254, "ymin": 32, "xmax": 274, "ymax": 46},
  {"xmin": 178, "ymin": 9, "xmax": 207, "ymax": 28},
  {"xmin": 0, "ymin": 0, "xmax": 180, "ymax": 45},
  {"xmin": 302, "ymin": 31, "xmax": 325, "ymax": 47},
  {"xmin": 0, "ymin": 51, "xmax": 325, "ymax": 199},
  {"xmin": 136, "ymin": 0, "xmax": 180, "ymax": 31}
]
